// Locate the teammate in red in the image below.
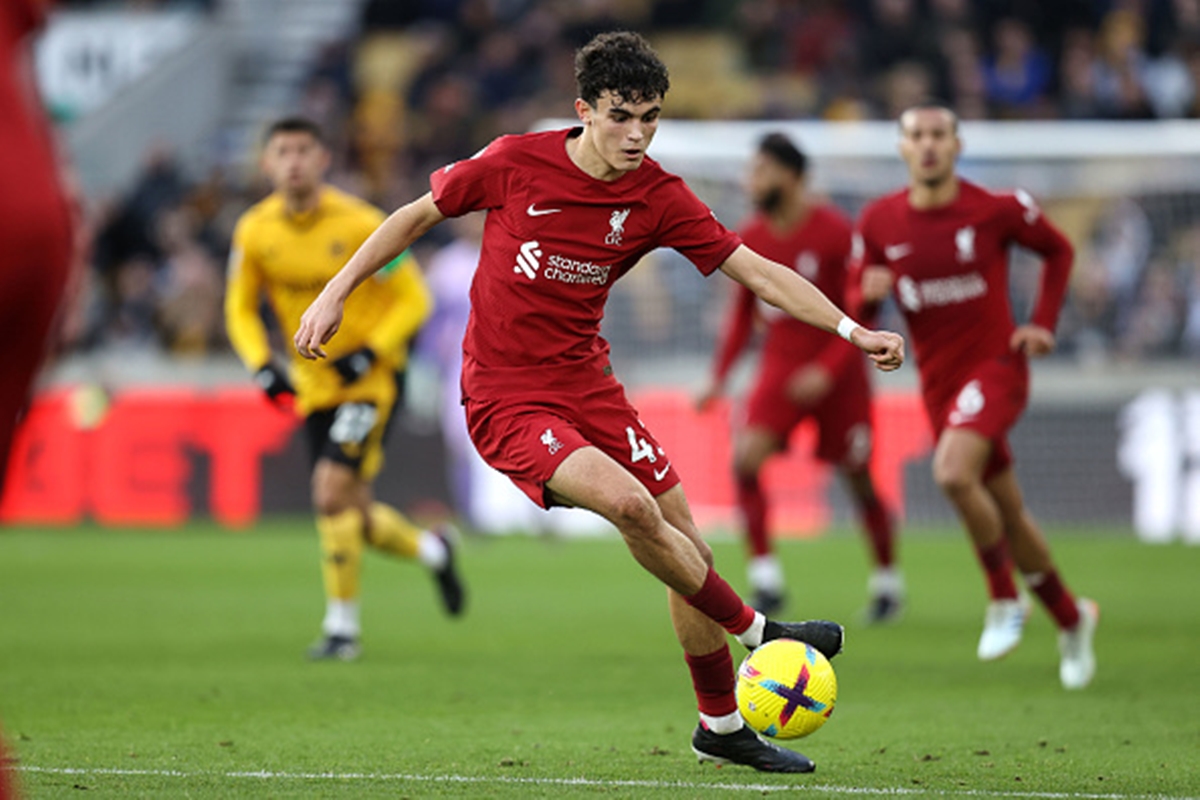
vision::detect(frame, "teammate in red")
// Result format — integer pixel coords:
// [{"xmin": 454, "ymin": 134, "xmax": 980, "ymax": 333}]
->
[
  {"xmin": 855, "ymin": 104, "xmax": 1097, "ymax": 689},
  {"xmin": 2, "ymin": 3, "xmax": 71, "ymax": 796},
  {"xmin": 0, "ymin": 0, "xmax": 73, "ymax": 493},
  {"xmin": 296, "ymin": 32, "xmax": 904, "ymax": 772},
  {"xmin": 697, "ymin": 133, "xmax": 900, "ymax": 621}
]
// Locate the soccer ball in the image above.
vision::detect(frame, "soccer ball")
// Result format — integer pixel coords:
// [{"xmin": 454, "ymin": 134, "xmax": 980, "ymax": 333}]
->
[{"xmin": 736, "ymin": 638, "xmax": 837, "ymax": 739}]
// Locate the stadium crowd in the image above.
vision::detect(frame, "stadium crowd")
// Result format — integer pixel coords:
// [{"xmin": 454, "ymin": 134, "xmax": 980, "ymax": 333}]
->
[{"xmin": 55, "ymin": 0, "xmax": 1200, "ymax": 363}]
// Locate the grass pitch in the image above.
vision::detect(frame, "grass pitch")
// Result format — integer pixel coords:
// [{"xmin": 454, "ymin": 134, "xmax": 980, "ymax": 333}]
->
[{"xmin": 1, "ymin": 520, "xmax": 1197, "ymax": 798}]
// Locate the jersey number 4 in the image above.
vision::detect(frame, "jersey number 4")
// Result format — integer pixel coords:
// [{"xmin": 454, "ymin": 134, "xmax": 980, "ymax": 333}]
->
[{"xmin": 625, "ymin": 426, "xmax": 657, "ymax": 464}]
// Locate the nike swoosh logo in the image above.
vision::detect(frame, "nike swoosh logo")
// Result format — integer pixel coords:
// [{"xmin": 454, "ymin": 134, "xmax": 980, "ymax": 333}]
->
[
  {"xmin": 653, "ymin": 463, "xmax": 671, "ymax": 481},
  {"xmin": 885, "ymin": 243, "xmax": 913, "ymax": 260},
  {"xmin": 527, "ymin": 204, "xmax": 562, "ymax": 217}
]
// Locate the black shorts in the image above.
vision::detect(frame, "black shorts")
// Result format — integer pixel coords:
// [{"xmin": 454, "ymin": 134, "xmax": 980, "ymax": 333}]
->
[{"xmin": 304, "ymin": 372, "xmax": 405, "ymax": 479}]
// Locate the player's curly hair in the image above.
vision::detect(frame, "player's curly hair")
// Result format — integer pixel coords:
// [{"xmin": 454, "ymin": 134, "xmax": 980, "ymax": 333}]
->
[{"xmin": 575, "ymin": 31, "xmax": 670, "ymax": 107}]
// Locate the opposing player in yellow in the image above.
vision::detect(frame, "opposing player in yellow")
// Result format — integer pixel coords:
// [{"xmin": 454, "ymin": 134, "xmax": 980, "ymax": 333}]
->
[{"xmin": 226, "ymin": 117, "xmax": 465, "ymax": 661}]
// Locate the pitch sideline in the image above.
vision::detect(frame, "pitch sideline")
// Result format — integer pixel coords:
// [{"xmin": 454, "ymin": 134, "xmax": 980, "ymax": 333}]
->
[{"xmin": 13, "ymin": 765, "xmax": 1199, "ymax": 799}]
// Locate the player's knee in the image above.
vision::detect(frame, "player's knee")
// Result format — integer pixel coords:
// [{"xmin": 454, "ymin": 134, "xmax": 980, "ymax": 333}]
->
[
  {"xmin": 933, "ymin": 462, "xmax": 977, "ymax": 498},
  {"xmin": 607, "ymin": 489, "xmax": 662, "ymax": 539},
  {"xmin": 312, "ymin": 482, "xmax": 354, "ymax": 517},
  {"xmin": 732, "ymin": 452, "xmax": 762, "ymax": 481}
]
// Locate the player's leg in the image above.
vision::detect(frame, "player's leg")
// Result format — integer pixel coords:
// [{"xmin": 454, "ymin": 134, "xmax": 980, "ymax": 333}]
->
[
  {"xmin": 309, "ymin": 457, "xmax": 369, "ymax": 659},
  {"xmin": 656, "ymin": 485, "xmax": 816, "ymax": 773},
  {"xmin": 340, "ymin": 393, "xmax": 464, "ymax": 615},
  {"xmin": 546, "ymin": 447, "xmax": 842, "ymax": 655},
  {"xmin": 731, "ymin": 426, "xmax": 786, "ymax": 613},
  {"xmin": 840, "ymin": 465, "xmax": 902, "ymax": 623},
  {"xmin": 987, "ymin": 467, "xmax": 1098, "ymax": 688},
  {"xmin": 819, "ymin": 387, "xmax": 901, "ymax": 623},
  {"xmin": 547, "ymin": 447, "xmax": 710, "ymax": 593},
  {"xmin": 932, "ymin": 428, "xmax": 1026, "ymax": 659}
]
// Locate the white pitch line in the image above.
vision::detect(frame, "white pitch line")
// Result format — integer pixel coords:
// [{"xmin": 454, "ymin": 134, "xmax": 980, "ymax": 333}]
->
[{"xmin": 15, "ymin": 766, "xmax": 1199, "ymax": 800}]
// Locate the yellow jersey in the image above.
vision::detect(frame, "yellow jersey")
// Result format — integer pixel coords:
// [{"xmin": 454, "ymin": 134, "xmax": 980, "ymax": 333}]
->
[{"xmin": 226, "ymin": 186, "xmax": 432, "ymax": 415}]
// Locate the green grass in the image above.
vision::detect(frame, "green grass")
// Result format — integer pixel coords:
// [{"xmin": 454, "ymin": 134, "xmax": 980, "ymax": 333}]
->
[{"xmin": 1, "ymin": 521, "xmax": 1198, "ymax": 798}]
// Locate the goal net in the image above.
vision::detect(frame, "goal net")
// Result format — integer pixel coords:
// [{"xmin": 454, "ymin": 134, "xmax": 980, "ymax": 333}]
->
[{"xmin": 530, "ymin": 118, "xmax": 1200, "ymax": 533}]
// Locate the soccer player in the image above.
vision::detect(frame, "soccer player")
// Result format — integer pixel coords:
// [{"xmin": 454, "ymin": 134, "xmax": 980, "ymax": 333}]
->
[
  {"xmin": 295, "ymin": 32, "xmax": 904, "ymax": 772},
  {"xmin": 0, "ymin": 0, "xmax": 74, "ymax": 493},
  {"xmin": 855, "ymin": 104, "xmax": 1098, "ymax": 689},
  {"xmin": 697, "ymin": 133, "xmax": 901, "ymax": 621},
  {"xmin": 226, "ymin": 117, "xmax": 465, "ymax": 662}
]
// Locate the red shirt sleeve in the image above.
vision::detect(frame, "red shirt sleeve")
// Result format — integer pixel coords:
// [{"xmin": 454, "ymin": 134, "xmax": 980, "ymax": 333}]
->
[
  {"xmin": 849, "ymin": 210, "xmax": 888, "ymax": 325},
  {"xmin": 1003, "ymin": 190, "xmax": 1074, "ymax": 332},
  {"xmin": 429, "ymin": 136, "xmax": 514, "ymax": 218},
  {"xmin": 4, "ymin": 0, "xmax": 48, "ymax": 34},
  {"xmin": 711, "ymin": 283, "xmax": 756, "ymax": 383},
  {"xmin": 657, "ymin": 176, "xmax": 742, "ymax": 275}
]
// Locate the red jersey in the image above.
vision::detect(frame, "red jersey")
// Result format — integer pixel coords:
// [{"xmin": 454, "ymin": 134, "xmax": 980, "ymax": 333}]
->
[
  {"xmin": 1, "ymin": 0, "xmax": 67, "ymax": 242},
  {"xmin": 430, "ymin": 128, "xmax": 741, "ymax": 401},
  {"xmin": 711, "ymin": 204, "xmax": 860, "ymax": 384},
  {"xmin": 854, "ymin": 179, "xmax": 1072, "ymax": 404}
]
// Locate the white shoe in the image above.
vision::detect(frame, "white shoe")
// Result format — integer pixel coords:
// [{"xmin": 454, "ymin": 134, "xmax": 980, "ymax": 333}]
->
[
  {"xmin": 977, "ymin": 597, "xmax": 1030, "ymax": 661},
  {"xmin": 1058, "ymin": 598, "xmax": 1099, "ymax": 690}
]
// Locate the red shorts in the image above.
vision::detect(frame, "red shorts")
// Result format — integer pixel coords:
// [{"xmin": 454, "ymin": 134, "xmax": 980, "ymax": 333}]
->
[
  {"xmin": 924, "ymin": 354, "xmax": 1029, "ymax": 480},
  {"xmin": 464, "ymin": 374, "xmax": 681, "ymax": 509},
  {"xmin": 743, "ymin": 356, "xmax": 873, "ymax": 469}
]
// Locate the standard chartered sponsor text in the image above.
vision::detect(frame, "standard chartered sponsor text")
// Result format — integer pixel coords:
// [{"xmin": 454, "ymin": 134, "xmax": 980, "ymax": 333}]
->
[
  {"xmin": 544, "ymin": 254, "xmax": 612, "ymax": 285},
  {"xmin": 919, "ymin": 272, "xmax": 986, "ymax": 306}
]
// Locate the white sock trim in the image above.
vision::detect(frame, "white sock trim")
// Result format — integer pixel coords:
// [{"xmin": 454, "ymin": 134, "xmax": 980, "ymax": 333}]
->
[
  {"xmin": 747, "ymin": 555, "xmax": 785, "ymax": 593},
  {"xmin": 868, "ymin": 566, "xmax": 905, "ymax": 597},
  {"xmin": 699, "ymin": 710, "xmax": 744, "ymax": 734},
  {"xmin": 734, "ymin": 611, "xmax": 767, "ymax": 649},
  {"xmin": 322, "ymin": 599, "xmax": 361, "ymax": 638},
  {"xmin": 417, "ymin": 530, "xmax": 449, "ymax": 570}
]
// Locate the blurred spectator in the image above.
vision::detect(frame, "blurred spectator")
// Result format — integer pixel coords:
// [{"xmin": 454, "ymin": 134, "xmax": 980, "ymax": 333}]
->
[
  {"xmin": 940, "ymin": 25, "xmax": 988, "ymax": 119},
  {"xmin": 1119, "ymin": 261, "xmax": 1186, "ymax": 358},
  {"xmin": 858, "ymin": 0, "xmax": 942, "ymax": 79},
  {"xmin": 1173, "ymin": 222, "xmax": 1200, "ymax": 355},
  {"xmin": 1060, "ymin": 251, "xmax": 1119, "ymax": 366},
  {"xmin": 1092, "ymin": 9, "xmax": 1154, "ymax": 118},
  {"xmin": 981, "ymin": 17, "xmax": 1053, "ymax": 117},
  {"xmin": 155, "ymin": 207, "xmax": 224, "ymax": 356},
  {"xmin": 1059, "ymin": 27, "xmax": 1102, "ymax": 118},
  {"xmin": 1141, "ymin": 35, "xmax": 1196, "ymax": 118}
]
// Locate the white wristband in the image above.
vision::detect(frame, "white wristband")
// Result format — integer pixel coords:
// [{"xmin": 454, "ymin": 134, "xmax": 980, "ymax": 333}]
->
[{"xmin": 837, "ymin": 315, "xmax": 860, "ymax": 343}]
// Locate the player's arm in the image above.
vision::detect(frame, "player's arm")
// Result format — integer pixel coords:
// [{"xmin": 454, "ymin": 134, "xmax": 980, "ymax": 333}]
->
[
  {"xmin": 719, "ymin": 244, "xmax": 904, "ymax": 371},
  {"xmin": 295, "ymin": 193, "xmax": 444, "ymax": 359},
  {"xmin": 225, "ymin": 225, "xmax": 295, "ymax": 403},
  {"xmin": 1007, "ymin": 191, "xmax": 1075, "ymax": 357},
  {"xmin": 851, "ymin": 224, "xmax": 894, "ymax": 315},
  {"xmin": 366, "ymin": 251, "xmax": 434, "ymax": 357},
  {"xmin": 696, "ymin": 284, "xmax": 756, "ymax": 410}
]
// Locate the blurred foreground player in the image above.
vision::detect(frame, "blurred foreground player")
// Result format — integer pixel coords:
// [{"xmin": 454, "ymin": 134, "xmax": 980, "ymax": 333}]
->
[
  {"xmin": 855, "ymin": 104, "xmax": 1097, "ymax": 689},
  {"xmin": 226, "ymin": 117, "xmax": 464, "ymax": 661},
  {"xmin": 0, "ymin": 0, "xmax": 72, "ymax": 492},
  {"xmin": 295, "ymin": 32, "xmax": 904, "ymax": 772},
  {"xmin": 2, "ymin": 3, "xmax": 72, "ymax": 794},
  {"xmin": 697, "ymin": 133, "xmax": 901, "ymax": 621}
]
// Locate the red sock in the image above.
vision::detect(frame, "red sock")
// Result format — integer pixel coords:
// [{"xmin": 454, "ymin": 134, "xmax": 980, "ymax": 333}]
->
[
  {"xmin": 1025, "ymin": 570, "xmax": 1080, "ymax": 629},
  {"xmin": 736, "ymin": 474, "xmax": 770, "ymax": 557},
  {"xmin": 857, "ymin": 494, "xmax": 895, "ymax": 568},
  {"xmin": 0, "ymin": 731, "xmax": 14, "ymax": 800},
  {"xmin": 684, "ymin": 646, "xmax": 738, "ymax": 717},
  {"xmin": 684, "ymin": 568, "xmax": 757, "ymax": 635},
  {"xmin": 975, "ymin": 540, "xmax": 1019, "ymax": 600}
]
